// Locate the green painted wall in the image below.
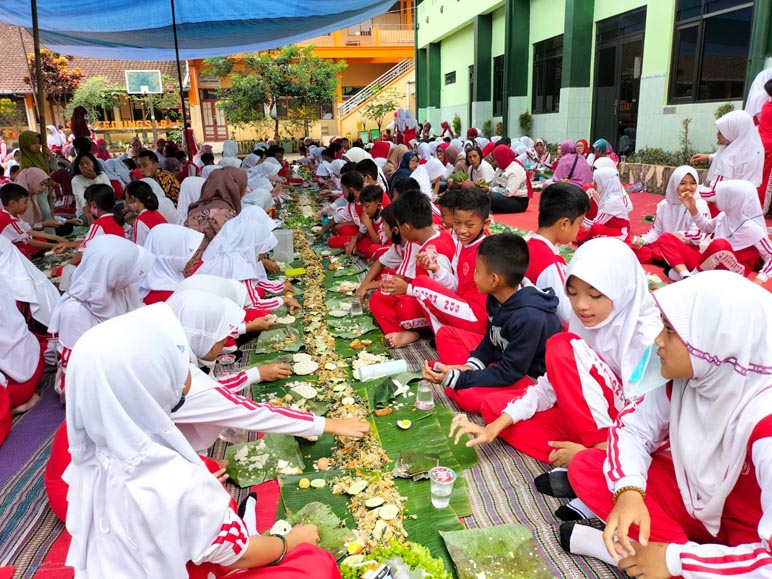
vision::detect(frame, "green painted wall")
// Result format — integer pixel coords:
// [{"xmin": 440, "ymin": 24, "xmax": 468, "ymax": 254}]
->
[
  {"xmin": 529, "ymin": 0, "xmax": 564, "ymax": 43},
  {"xmin": 491, "ymin": 7, "xmax": 506, "ymax": 57},
  {"xmin": 417, "ymin": 0, "xmax": 503, "ymax": 48},
  {"xmin": 439, "ymin": 25, "xmax": 475, "ymax": 106}
]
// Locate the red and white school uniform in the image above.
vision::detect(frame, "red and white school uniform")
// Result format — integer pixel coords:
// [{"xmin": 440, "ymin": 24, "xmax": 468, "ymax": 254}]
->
[
  {"xmin": 77, "ymin": 213, "xmax": 126, "ymax": 251},
  {"xmin": 140, "ymin": 224, "xmax": 205, "ymax": 305},
  {"xmin": 413, "ymin": 232, "xmax": 488, "ymax": 335},
  {"xmin": 526, "ymin": 234, "xmax": 571, "ymax": 325},
  {"xmin": 370, "ymin": 230, "xmax": 456, "ymax": 334},
  {"xmin": 132, "ymin": 208, "xmax": 167, "ymax": 246},
  {"xmin": 328, "ymin": 200, "xmax": 362, "ymax": 248},
  {"xmin": 0, "ymin": 208, "xmax": 35, "ymax": 258},
  {"xmin": 356, "ymin": 214, "xmax": 390, "ymax": 259},
  {"xmin": 377, "ymin": 240, "xmax": 418, "ymax": 280},
  {"xmin": 570, "ymin": 272, "xmax": 772, "ymax": 579},
  {"xmin": 634, "ymin": 167, "xmax": 711, "ymax": 264},
  {"xmin": 480, "ymin": 238, "xmax": 662, "ymax": 461},
  {"xmin": 577, "ymin": 167, "xmax": 632, "ymax": 243},
  {"xmin": 659, "ymin": 180, "xmax": 772, "ymax": 281}
]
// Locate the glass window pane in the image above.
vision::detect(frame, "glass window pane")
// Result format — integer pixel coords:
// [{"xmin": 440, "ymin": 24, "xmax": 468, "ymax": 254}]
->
[
  {"xmin": 676, "ymin": 0, "xmax": 702, "ymax": 21},
  {"xmin": 704, "ymin": 0, "xmax": 752, "ymax": 16},
  {"xmin": 673, "ymin": 26, "xmax": 698, "ymax": 99},
  {"xmin": 698, "ymin": 6, "xmax": 752, "ymax": 101}
]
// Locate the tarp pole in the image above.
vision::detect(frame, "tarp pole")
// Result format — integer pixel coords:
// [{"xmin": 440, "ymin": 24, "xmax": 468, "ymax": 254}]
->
[
  {"xmin": 170, "ymin": 0, "xmax": 189, "ymax": 151},
  {"xmin": 30, "ymin": 0, "xmax": 45, "ymax": 131}
]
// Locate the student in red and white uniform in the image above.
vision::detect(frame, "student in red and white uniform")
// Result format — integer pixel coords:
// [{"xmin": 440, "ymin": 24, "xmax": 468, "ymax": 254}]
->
[
  {"xmin": 56, "ymin": 305, "xmax": 341, "ymax": 578},
  {"xmin": 564, "ymin": 272, "xmax": 772, "ymax": 579},
  {"xmin": 370, "ymin": 191, "xmax": 457, "ymax": 347},
  {"xmin": 319, "ymin": 171, "xmax": 363, "ymax": 248},
  {"xmin": 349, "ymin": 184, "xmax": 390, "ymax": 258},
  {"xmin": 197, "ymin": 205, "xmax": 301, "ymax": 314},
  {"xmin": 125, "ymin": 179, "xmax": 167, "ymax": 246},
  {"xmin": 632, "ymin": 166, "xmax": 710, "ymax": 265},
  {"xmin": 658, "ymin": 179, "xmax": 772, "ymax": 284},
  {"xmin": 526, "ymin": 183, "xmax": 591, "ymax": 325},
  {"xmin": 0, "ymin": 277, "xmax": 45, "ymax": 445},
  {"xmin": 413, "ymin": 188, "xmax": 489, "ymax": 336},
  {"xmin": 355, "ymin": 204, "xmax": 418, "ymax": 300},
  {"xmin": 48, "ymin": 236, "xmax": 154, "ymax": 397},
  {"xmin": 453, "ymin": 239, "xmax": 661, "ymax": 520},
  {"xmin": 0, "ymin": 184, "xmax": 67, "ymax": 258},
  {"xmin": 576, "ymin": 167, "xmax": 632, "ymax": 243},
  {"xmin": 139, "ymin": 223, "xmax": 204, "ymax": 305}
]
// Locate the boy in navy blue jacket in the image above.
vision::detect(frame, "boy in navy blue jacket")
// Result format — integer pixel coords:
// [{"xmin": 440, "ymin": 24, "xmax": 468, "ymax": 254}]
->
[{"xmin": 422, "ymin": 232, "xmax": 562, "ymax": 414}]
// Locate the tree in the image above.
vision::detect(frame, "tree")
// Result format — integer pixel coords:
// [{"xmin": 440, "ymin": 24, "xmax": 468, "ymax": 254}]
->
[
  {"xmin": 206, "ymin": 45, "xmax": 345, "ymax": 139},
  {"xmin": 66, "ymin": 76, "xmax": 123, "ymax": 121},
  {"xmin": 128, "ymin": 74, "xmax": 183, "ymax": 122},
  {"xmin": 24, "ymin": 49, "xmax": 83, "ymax": 110},
  {"xmin": 0, "ymin": 98, "xmax": 24, "ymax": 128},
  {"xmin": 360, "ymin": 86, "xmax": 400, "ymax": 133}
]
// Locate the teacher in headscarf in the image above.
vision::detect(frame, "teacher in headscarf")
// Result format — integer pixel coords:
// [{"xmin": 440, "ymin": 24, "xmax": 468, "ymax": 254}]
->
[{"xmin": 19, "ymin": 130, "xmax": 56, "ymax": 224}]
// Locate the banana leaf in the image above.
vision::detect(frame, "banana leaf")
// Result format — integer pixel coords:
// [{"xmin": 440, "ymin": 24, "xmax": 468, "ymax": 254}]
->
[
  {"xmin": 358, "ymin": 371, "xmax": 422, "ymax": 385},
  {"xmin": 327, "ymin": 316, "xmax": 378, "ymax": 339},
  {"xmin": 439, "ymin": 524, "xmax": 553, "ymax": 579},
  {"xmin": 278, "ymin": 470, "xmax": 356, "ymax": 528},
  {"xmin": 334, "ymin": 334, "xmax": 389, "ymax": 360},
  {"xmin": 327, "ymin": 280, "xmax": 360, "ymax": 294},
  {"xmin": 253, "ymin": 326, "xmax": 304, "ymax": 355},
  {"xmin": 288, "ymin": 502, "xmax": 357, "ymax": 560},
  {"xmin": 225, "ymin": 433, "xmax": 305, "ymax": 487}
]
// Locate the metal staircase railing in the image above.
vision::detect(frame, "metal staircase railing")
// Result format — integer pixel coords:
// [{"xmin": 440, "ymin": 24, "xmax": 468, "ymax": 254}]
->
[{"xmin": 337, "ymin": 58, "xmax": 414, "ymax": 118}]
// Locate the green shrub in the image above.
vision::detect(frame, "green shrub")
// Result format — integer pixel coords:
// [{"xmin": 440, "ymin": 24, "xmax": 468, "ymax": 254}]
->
[
  {"xmin": 518, "ymin": 111, "xmax": 532, "ymax": 136},
  {"xmin": 482, "ymin": 119, "xmax": 493, "ymax": 138},
  {"xmin": 635, "ymin": 147, "xmax": 679, "ymax": 166},
  {"xmin": 452, "ymin": 113, "xmax": 462, "ymax": 137},
  {"xmin": 714, "ymin": 102, "xmax": 735, "ymax": 120}
]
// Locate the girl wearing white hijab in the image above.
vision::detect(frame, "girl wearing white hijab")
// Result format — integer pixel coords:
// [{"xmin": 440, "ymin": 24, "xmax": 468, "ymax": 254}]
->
[
  {"xmin": 565, "ymin": 271, "xmax": 772, "ymax": 579},
  {"xmin": 0, "ymin": 277, "xmax": 46, "ymax": 438},
  {"xmin": 62, "ymin": 303, "xmax": 338, "ymax": 578},
  {"xmin": 693, "ymin": 110, "xmax": 765, "ymax": 201},
  {"xmin": 176, "ymin": 176, "xmax": 205, "ymax": 225},
  {"xmin": 745, "ymin": 67, "xmax": 772, "ymax": 121},
  {"xmin": 218, "ymin": 139, "xmax": 241, "ymax": 168},
  {"xmin": 197, "ymin": 206, "xmax": 300, "ymax": 312},
  {"xmin": 139, "ymin": 224, "xmax": 204, "ymax": 305},
  {"xmin": 633, "ymin": 166, "xmax": 710, "ymax": 264},
  {"xmin": 658, "ymin": 179, "xmax": 772, "ymax": 283},
  {"xmin": 577, "ymin": 166, "xmax": 632, "ymax": 242},
  {"xmin": 48, "ymin": 235, "xmax": 154, "ymax": 395},
  {"xmin": 0, "ymin": 235, "xmax": 60, "ymax": 328},
  {"xmin": 462, "ymin": 239, "xmax": 662, "ymax": 520}
]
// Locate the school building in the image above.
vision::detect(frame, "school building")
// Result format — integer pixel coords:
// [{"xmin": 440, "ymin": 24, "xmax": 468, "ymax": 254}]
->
[{"xmin": 415, "ymin": 0, "xmax": 771, "ymax": 153}]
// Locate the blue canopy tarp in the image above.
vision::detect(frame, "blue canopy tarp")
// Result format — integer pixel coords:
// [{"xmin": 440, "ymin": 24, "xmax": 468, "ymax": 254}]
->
[{"xmin": 0, "ymin": 0, "xmax": 395, "ymax": 59}]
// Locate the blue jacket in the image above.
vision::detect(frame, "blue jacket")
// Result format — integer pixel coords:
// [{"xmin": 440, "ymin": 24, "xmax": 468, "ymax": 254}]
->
[{"xmin": 444, "ymin": 284, "xmax": 562, "ymax": 390}]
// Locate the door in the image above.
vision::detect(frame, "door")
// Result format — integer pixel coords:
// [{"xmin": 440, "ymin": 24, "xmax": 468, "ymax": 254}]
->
[
  {"xmin": 201, "ymin": 98, "xmax": 228, "ymax": 142},
  {"xmin": 592, "ymin": 9, "xmax": 645, "ymax": 155}
]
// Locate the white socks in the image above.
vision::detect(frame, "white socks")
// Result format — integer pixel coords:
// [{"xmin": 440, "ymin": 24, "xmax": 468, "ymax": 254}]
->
[{"xmin": 566, "ymin": 523, "xmax": 616, "ymax": 566}]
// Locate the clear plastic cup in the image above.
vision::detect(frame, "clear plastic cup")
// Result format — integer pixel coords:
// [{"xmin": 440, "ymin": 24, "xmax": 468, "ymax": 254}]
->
[
  {"xmin": 215, "ymin": 354, "xmax": 236, "ymax": 378},
  {"xmin": 351, "ymin": 297, "xmax": 363, "ymax": 315},
  {"xmin": 415, "ymin": 382, "xmax": 435, "ymax": 410},
  {"xmin": 429, "ymin": 466, "xmax": 456, "ymax": 508},
  {"xmin": 381, "ymin": 273, "xmax": 394, "ymax": 295}
]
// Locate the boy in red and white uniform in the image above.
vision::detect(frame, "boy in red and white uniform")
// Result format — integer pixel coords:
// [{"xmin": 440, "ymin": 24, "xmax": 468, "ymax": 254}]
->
[
  {"xmin": 370, "ymin": 191, "xmax": 456, "ymax": 347},
  {"xmin": 347, "ymin": 184, "xmax": 390, "ymax": 258},
  {"xmin": 0, "ymin": 184, "xmax": 67, "ymax": 258},
  {"xmin": 413, "ymin": 188, "xmax": 489, "ymax": 336},
  {"xmin": 526, "ymin": 183, "xmax": 590, "ymax": 325},
  {"xmin": 565, "ymin": 272, "xmax": 772, "ymax": 579}
]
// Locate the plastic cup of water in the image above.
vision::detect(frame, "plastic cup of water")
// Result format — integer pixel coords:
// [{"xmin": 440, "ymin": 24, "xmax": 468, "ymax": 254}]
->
[
  {"xmin": 215, "ymin": 354, "xmax": 236, "ymax": 378},
  {"xmin": 415, "ymin": 382, "xmax": 435, "ymax": 410},
  {"xmin": 351, "ymin": 297, "xmax": 363, "ymax": 316},
  {"xmin": 429, "ymin": 466, "xmax": 456, "ymax": 509},
  {"xmin": 381, "ymin": 273, "xmax": 394, "ymax": 295}
]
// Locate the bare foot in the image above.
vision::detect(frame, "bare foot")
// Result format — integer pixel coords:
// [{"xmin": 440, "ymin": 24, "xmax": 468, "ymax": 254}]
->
[
  {"xmin": 384, "ymin": 331, "xmax": 421, "ymax": 348},
  {"xmin": 12, "ymin": 393, "xmax": 41, "ymax": 414}
]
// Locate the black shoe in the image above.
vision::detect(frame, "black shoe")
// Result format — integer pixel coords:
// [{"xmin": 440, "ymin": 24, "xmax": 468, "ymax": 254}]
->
[
  {"xmin": 559, "ymin": 521, "xmax": 576, "ymax": 553},
  {"xmin": 555, "ymin": 503, "xmax": 587, "ymax": 521},
  {"xmin": 238, "ymin": 491, "xmax": 257, "ymax": 520},
  {"xmin": 534, "ymin": 470, "xmax": 577, "ymax": 498}
]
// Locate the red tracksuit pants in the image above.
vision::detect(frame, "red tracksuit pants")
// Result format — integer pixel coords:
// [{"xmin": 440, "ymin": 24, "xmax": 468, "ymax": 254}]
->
[
  {"xmin": 412, "ymin": 276, "xmax": 488, "ymax": 335},
  {"xmin": 631, "ymin": 239, "xmax": 666, "ymax": 264},
  {"xmin": 577, "ymin": 217, "xmax": 631, "ymax": 243},
  {"xmin": 369, "ymin": 290, "xmax": 429, "ymax": 334},
  {"xmin": 658, "ymin": 233, "xmax": 760, "ymax": 276},
  {"xmin": 435, "ymin": 326, "xmax": 534, "ymax": 414},
  {"xmin": 327, "ymin": 224, "xmax": 359, "ymax": 249},
  {"xmin": 568, "ymin": 448, "xmax": 761, "ymax": 548},
  {"xmin": 0, "ymin": 343, "xmax": 45, "ymax": 446},
  {"xmin": 480, "ymin": 333, "xmax": 621, "ymax": 463}
]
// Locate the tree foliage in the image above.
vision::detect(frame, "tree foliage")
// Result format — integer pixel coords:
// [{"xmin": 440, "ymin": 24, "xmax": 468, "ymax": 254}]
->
[
  {"xmin": 25, "ymin": 49, "xmax": 83, "ymax": 109},
  {"xmin": 360, "ymin": 86, "xmax": 400, "ymax": 132},
  {"xmin": 66, "ymin": 76, "xmax": 122, "ymax": 120},
  {"xmin": 0, "ymin": 98, "xmax": 23, "ymax": 127},
  {"xmin": 129, "ymin": 74, "xmax": 183, "ymax": 121},
  {"xmin": 206, "ymin": 45, "xmax": 345, "ymax": 139}
]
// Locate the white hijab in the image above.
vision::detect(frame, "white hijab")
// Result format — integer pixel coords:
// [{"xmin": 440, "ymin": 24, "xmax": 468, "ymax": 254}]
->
[
  {"xmin": 0, "ymin": 236, "xmax": 60, "ymax": 327},
  {"xmin": 47, "ymin": 125, "xmax": 64, "ymax": 148},
  {"xmin": 166, "ymin": 290, "xmax": 245, "ymax": 363},
  {"xmin": 176, "ymin": 274, "xmax": 248, "ymax": 308},
  {"xmin": 176, "ymin": 176, "xmax": 204, "ymax": 225},
  {"xmin": 653, "ymin": 271, "xmax": 772, "ymax": 535},
  {"xmin": 343, "ymin": 147, "xmax": 371, "ymax": 164},
  {"xmin": 140, "ymin": 224, "xmax": 204, "ymax": 295},
  {"xmin": 240, "ymin": 153, "xmax": 260, "ymax": 170},
  {"xmin": 417, "ymin": 142, "xmax": 433, "ymax": 161},
  {"xmin": 198, "ymin": 205, "xmax": 275, "ymax": 281},
  {"xmin": 111, "ymin": 157, "xmax": 132, "ymax": 185},
  {"xmin": 566, "ymin": 238, "xmax": 662, "ymax": 392},
  {"xmin": 594, "ymin": 167, "xmax": 632, "ymax": 219},
  {"xmin": 64, "ymin": 304, "xmax": 232, "ymax": 578},
  {"xmin": 49, "ymin": 236, "xmax": 154, "ymax": 349},
  {"xmin": 0, "ymin": 277, "xmax": 41, "ymax": 385},
  {"xmin": 219, "ymin": 140, "xmax": 241, "ymax": 168},
  {"xmin": 657, "ymin": 166, "xmax": 709, "ymax": 234},
  {"xmin": 709, "ymin": 110, "xmax": 764, "ymax": 186},
  {"xmin": 200, "ymin": 164, "xmax": 221, "ymax": 179},
  {"xmin": 141, "ymin": 177, "xmax": 178, "ymax": 224},
  {"xmin": 744, "ymin": 67, "xmax": 772, "ymax": 120},
  {"xmin": 409, "ymin": 164, "xmax": 433, "ymax": 200},
  {"xmin": 404, "ymin": 109, "xmax": 417, "ymax": 130},
  {"xmin": 714, "ymin": 179, "xmax": 768, "ymax": 250},
  {"xmin": 592, "ymin": 157, "xmax": 616, "ymax": 171}
]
